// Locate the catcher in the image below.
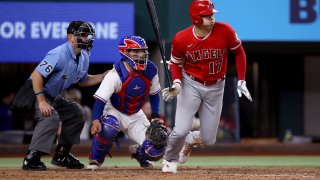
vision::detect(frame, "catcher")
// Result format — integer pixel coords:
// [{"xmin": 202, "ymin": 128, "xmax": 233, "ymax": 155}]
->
[{"xmin": 87, "ymin": 35, "xmax": 168, "ymax": 170}]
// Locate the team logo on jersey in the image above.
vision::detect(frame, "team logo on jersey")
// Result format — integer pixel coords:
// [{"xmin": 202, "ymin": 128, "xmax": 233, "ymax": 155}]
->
[
  {"xmin": 185, "ymin": 48, "xmax": 227, "ymax": 63},
  {"xmin": 187, "ymin": 43, "xmax": 193, "ymax": 48},
  {"xmin": 133, "ymin": 85, "xmax": 141, "ymax": 90}
]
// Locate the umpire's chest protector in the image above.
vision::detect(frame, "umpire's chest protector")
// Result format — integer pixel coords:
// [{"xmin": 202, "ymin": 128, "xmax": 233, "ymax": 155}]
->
[{"xmin": 111, "ymin": 60, "xmax": 157, "ymax": 115}]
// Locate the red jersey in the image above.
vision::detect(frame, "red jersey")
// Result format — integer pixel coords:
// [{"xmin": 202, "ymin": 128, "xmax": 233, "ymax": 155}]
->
[{"xmin": 171, "ymin": 22, "xmax": 242, "ymax": 82}]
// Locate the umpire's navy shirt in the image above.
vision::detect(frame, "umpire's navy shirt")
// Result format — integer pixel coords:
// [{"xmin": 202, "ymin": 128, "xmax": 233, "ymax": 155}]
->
[{"xmin": 32, "ymin": 42, "xmax": 89, "ymax": 98}]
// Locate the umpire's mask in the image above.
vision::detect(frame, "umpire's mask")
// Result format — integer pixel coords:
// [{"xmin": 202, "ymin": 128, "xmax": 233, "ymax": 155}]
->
[{"xmin": 74, "ymin": 23, "xmax": 95, "ymax": 51}]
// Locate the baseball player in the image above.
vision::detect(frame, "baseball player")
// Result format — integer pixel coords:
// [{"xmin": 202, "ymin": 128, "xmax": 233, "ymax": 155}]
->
[
  {"xmin": 20, "ymin": 20, "xmax": 108, "ymax": 171},
  {"xmin": 87, "ymin": 35, "xmax": 168, "ymax": 170},
  {"xmin": 161, "ymin": 0, "xmax": 253, "ymax": 173}
]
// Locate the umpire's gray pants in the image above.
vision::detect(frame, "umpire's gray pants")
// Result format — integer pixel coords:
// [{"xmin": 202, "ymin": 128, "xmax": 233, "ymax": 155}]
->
[{"xmin": 29, "ymin": 95, "xmax": 85, "ymax": 154}]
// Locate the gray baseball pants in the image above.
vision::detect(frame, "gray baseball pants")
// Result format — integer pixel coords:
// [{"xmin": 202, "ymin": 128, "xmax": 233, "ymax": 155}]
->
[
  {"xmin": 164, "ymin": 72, "xmax": 225, "ymax": 162},
  {"xmin": 29, "ymin": 95, "xmax": 85, "ymax": 154}
]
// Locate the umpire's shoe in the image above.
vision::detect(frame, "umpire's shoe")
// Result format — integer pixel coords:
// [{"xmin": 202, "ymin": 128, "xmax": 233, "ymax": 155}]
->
[
  {"xmin": 51, "ymin": 151, "xmax": 84, "ymax": 169},
  {"xmin": 22, "ymin": 149, "xmax": 47, "ymax": 171}
]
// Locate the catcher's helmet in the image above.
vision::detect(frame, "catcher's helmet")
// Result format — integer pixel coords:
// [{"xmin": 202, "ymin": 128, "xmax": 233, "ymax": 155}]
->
[
  {"xmin": 189, "ymin": 0, "xmax": 218, "ymax": 26},
  {"xmin": 68, "ymin": 21, "xmax": 95, "ymax": 51},
  {"xmin": 118, "ymin": 35, "xmax": 149, "ymax": 71}
]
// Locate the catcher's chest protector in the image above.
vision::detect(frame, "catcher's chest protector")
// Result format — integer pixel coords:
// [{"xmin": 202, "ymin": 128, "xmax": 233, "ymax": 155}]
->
[{"xmin": 111, "ymin": 60, "xmax": 155, "ymax": 115}]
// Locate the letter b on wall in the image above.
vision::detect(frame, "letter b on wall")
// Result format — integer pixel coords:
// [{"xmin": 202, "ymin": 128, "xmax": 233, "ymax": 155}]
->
[{"xmin": 290, "ymin": 0, "xmax": 317, "ymax": 23}]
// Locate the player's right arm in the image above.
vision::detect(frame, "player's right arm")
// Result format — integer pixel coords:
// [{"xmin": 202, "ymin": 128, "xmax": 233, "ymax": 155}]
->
[
  {"xmin": 91, "ymin": 99, "xmax": 105, "ymax": 135},
  {"xmin": 31, "ymin": 70, "xmax": 54, "ymax": 117},
  {"xmin": 32, "ymin": 51, "xmax": 60, "ymax": 117},
  {"xmin": 91, "ymin": 69, "xmax": 121, "ymax": 135},
  {"xmin": 162, "ymin": 35, "xmax": 184, "ymax": 101}
]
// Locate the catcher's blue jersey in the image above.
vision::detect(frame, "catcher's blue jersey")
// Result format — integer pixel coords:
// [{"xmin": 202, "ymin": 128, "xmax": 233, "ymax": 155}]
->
[{"xmin": 110, "ymin": 60, "xmax": 158, "ymax": 115}]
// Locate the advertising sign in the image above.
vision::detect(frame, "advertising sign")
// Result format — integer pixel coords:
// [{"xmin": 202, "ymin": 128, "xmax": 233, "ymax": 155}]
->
[
  {"xmin": 215, "ymin": 0, "xmax": 320, "ymax": 42},
  {"xmin": 0, "ymin": 2, "xmax": 134, "ymax": 63}
]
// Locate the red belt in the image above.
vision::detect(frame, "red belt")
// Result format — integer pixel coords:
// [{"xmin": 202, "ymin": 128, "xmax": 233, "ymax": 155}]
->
[{"xmin": 187, "ymin": 73, "xmax": 225, "ymax": 86}]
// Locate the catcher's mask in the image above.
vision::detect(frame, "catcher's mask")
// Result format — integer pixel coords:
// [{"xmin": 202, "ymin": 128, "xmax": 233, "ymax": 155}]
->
[
  {"xmin": 118, "ymin": 35, "xmax": 149, "ymax": 71},
  {"xmin": 189, "ymin": 0, "xmax": 218, "ymax": 26},
  {"xmin": 67, "ymin": 21, "xmax": 95, "ymax": 51}
]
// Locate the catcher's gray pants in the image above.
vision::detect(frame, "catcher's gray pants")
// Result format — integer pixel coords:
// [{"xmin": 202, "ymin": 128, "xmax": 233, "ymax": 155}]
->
[{"xmin": 29, "ymin": 95, "xmax": 85, "ymax": 154}]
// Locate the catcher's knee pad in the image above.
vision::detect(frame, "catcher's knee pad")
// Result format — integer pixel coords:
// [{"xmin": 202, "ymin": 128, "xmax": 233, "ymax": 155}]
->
[
  {"xmin": 90, "ymin": 115, "xmax": 120, "ymax": 163},
  {"xmin": 99, "ymin": 115, "xmax": 120, "ymax": 141}
]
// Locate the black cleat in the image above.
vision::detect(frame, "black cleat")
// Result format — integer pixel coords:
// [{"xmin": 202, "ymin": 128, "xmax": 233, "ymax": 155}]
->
[
  {"xmin": 51, "ymin": 151, "xmax": 84, "ymax": 169},
  {"xmin": 22, "ymin": 149, "xmax": 47, "ymax": 171}
]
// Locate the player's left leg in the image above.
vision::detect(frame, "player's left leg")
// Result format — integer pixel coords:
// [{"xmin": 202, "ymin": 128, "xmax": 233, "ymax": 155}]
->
[
  {"xmin": 179, "ymin": 80, "xmax": 225, "ymax": 164},
  {"xmin": 52, "ymin": 97, "xmax": 86, "ymax": 169},
  {"xmin": 179, "ymin": 131, "xmax": 203, "ymax": 164},
  {"xmin": 198, "ymin": 80, "xmax": 225, "ymax": 145}
]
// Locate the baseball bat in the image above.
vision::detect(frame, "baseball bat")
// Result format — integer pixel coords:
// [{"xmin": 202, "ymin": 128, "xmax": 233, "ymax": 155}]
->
[{"xmin": 146, "ymin": 0, "xmax": 173, "ymax": 89}]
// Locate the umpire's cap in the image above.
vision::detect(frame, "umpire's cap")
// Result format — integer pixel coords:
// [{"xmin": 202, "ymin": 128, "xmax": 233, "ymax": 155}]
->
[{"xmin": 67, "ymin": 20, "xmax": 85, "ymax": 34}]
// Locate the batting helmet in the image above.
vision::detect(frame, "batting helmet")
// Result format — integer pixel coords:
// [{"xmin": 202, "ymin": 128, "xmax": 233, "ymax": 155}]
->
[
  {"xmin": 189, "ymin": 0, "xmax": 218, "ymax": 26},
  {"xmin": 118, "ymin": 35, "xmax": 149, "ymax": 71}
]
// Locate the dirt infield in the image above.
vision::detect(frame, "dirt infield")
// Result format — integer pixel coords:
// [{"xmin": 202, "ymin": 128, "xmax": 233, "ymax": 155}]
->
[{"xmin": 1, "ymin": 167, "xmax": 320, "ymax": 180}]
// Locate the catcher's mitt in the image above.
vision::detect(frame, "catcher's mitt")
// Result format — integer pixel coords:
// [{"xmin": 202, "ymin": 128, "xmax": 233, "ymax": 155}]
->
[{"xmin": 145, "ymin": 120, "xmax": 168, "ymax": 147}]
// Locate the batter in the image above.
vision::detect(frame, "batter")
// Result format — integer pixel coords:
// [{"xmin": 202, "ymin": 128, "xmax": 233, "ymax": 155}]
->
[{"xmin": 161, "ymin": 0, "xmax": 253, "ymax": 173}]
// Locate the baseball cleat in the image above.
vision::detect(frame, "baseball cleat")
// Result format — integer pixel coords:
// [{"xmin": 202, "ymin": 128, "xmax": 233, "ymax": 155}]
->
[
  {"xmin": 162, "ymin": 159, "xmax": 177, "ymax": 173},
  {"xmin": 86, "ymin": 160, "xmax": 101, "ymax": 171},
  {"xmin": 178, "ymin": 142, "xmax": 193, "ymax": 164},
  {"xmin": 22, "ymin": 149, "xmax": 47, "ymax": 171},
  {"xmin": 51, "ymin": 151, "xmax": 85, "ymax": 169},
  {"xmin": 141, "ymin": 160, "xmax": 154, "ymax": 169}
]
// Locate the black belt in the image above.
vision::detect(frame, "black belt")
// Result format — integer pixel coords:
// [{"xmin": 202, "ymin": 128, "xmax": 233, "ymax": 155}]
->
[{"xmin": 187, "ymin": 73, "xmax": 225, "ymax": 86}]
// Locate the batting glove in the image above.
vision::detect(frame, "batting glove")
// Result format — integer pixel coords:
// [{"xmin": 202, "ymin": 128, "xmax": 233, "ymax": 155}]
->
[
  {"xmin": 237, "ymin": 80, "xmax": 253, "ymax": 101},
  {"xmin": 162, "ymin": 82, "xmax": 181, "ymax": 101}
]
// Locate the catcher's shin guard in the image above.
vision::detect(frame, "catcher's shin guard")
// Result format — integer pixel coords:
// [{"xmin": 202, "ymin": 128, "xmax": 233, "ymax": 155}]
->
[
  {"xmin": 129, "ymin": 144, "xmax": 153, "ymax": 169},
  {"xmin": 142, "ymin": 139, "xmax": 165, "ymax": 161},
  {"xmin": 90, "ymin": 135, "xmax": 113, "ymax": 164},
  {"xmin": 89, "ymin": 115, "xmax": 120, "ymax": 164}
]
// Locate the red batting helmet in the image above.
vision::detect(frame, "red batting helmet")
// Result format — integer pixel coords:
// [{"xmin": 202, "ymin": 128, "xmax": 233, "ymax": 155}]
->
[{"xmin": 189, "ymin": 0, "xmax": 218, "ymax": 26}]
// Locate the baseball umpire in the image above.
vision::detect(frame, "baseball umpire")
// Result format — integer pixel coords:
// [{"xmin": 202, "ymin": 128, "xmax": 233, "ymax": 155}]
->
[
  {"xmin": 17, "ymin": 20, "xmax": 108, "ymax": 171},
  {"xmin": 161, "ymin": 0, "xmax": 253, "ymax": 173}
]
